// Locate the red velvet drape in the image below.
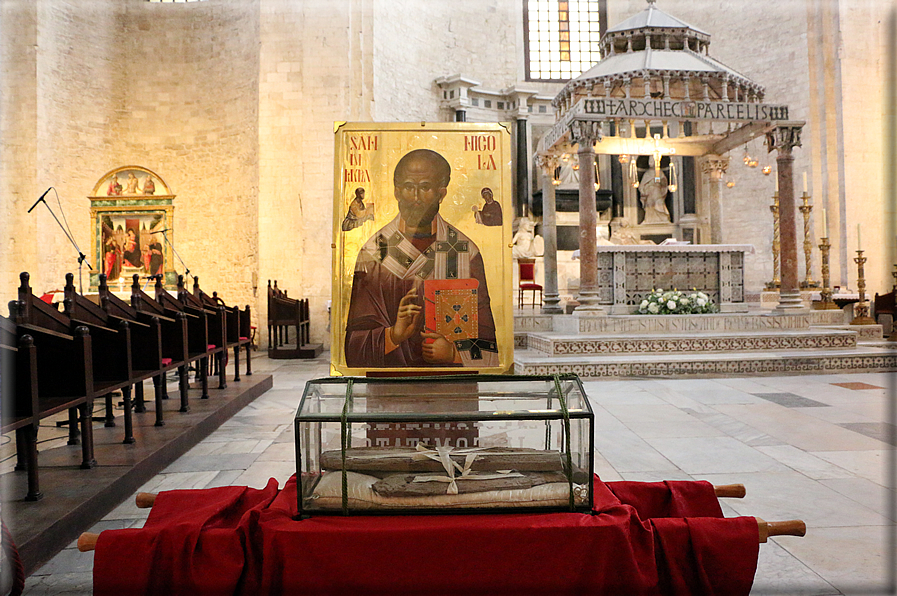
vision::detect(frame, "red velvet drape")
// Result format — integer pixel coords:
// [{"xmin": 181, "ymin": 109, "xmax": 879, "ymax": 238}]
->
[{"xmin": 94, "ymin": 475, "xmax": 758, "ymax": 596}]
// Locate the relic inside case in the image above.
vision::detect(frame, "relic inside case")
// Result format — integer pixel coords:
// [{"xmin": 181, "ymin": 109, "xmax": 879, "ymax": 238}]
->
[{"xmin": 294, "ymin": 374, "xmax": 594, "ymax": 517}]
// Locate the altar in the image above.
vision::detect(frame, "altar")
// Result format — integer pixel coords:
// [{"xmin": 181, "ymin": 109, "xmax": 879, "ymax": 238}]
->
[{"xmin": 591, "ymin": 244, "xmax": 754, "ymax": 314}]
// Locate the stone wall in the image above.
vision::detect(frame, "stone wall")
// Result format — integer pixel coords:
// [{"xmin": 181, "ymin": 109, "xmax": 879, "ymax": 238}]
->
[
  {"xmin": 258, "ymin": 0, "xmax": 373, "ymax": 349},
  {"xmin": 0, "ymin": 0, "xmax": 260, "ymax": 322},
  {"xmin": 1, "ymin": 0, "xmax": 39, "ymax": 304},
  {"xmin": 2, "ymin": 0, "xmax": 120, "ymax": 305},
  {"xmin": 114, "ymin": 0, "xmax": 260, "ymax": 313}
]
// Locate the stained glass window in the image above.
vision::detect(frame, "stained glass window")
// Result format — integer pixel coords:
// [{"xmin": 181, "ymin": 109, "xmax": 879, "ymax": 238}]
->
[{"xmin": 525, "ymin": 0, "xmax": 604, "ymax": 82}]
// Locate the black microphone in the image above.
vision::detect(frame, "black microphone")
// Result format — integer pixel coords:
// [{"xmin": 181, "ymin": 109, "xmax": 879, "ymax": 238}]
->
[{"xmin": 28, "ymin": 188, "xmax": 52, "ymax": 213}]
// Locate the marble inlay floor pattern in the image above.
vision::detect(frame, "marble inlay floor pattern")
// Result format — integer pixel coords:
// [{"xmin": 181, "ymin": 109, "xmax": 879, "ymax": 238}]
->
[{"xmin": 14, "ymin": 357, "xmax": 896, "ymax": 596}]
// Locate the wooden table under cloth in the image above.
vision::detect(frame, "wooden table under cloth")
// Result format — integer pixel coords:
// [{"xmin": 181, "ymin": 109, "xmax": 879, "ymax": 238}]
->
[{"xmin": 91, "ymin": 475, "xmax": 760, "ymax": 596}]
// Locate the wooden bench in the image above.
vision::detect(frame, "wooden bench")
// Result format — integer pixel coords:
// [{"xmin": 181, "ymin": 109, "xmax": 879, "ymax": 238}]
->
[
  {"xmin": 192, "ymin": 278, "xmax": 252, "ymax": 382},
  {"xmin": 96, "ymin": 274, "xmax": 174, "ymax": 428},
  {"xmin": 131, "ymin": 275, "xmax": 192, "ymax": 413},
  {"xmin": 1, "ymin": 314, "xmax": 41, "ymax": 501},
  {"xmin": 177, "ymin": 276, "xmax": 227, "ymax": 392},
  {"xmin": 267, "ymin": 280, "xmax": 321, "ymax": 359},
  {"xmin": 873, "ymin": 289, "xmax": 895, "ymax": 336},
  {"xmin": 5, "ymin": 273, "xmax": 98, "ymax": 499},
  {"xmin": 224, "ymin": 295, "xmax": 252, "ymax": 380},
  {"xmin": 153, "ymin": 277, "xmax": 214, "ymax": 402},
  {"xmin": 62, "ymin": 274, "xmax": 143, "ymax": 444}
]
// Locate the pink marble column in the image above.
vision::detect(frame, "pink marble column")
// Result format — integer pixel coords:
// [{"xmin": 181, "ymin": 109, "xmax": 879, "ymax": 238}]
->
[{"xmin": 770, "ymin": 124, "xmax": 805, "ymax": 311}]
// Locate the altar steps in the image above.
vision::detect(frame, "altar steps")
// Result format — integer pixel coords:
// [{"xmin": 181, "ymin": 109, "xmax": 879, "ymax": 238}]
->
[
  {"xmin": 525, "ymin": 329, "xmax": 858, "ymax": 356},
  {"xmin": 512, "ymin": 343, "xmax": 897, "ymax": 378},
  {"xmin": 511, "ymin": 310, "xmax": 896, "ymax": 378}
]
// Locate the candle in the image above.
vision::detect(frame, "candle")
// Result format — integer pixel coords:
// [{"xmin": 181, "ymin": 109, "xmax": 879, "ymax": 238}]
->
[
  {"xmin": 775, "ymin": 176, "xmax": 779, "ymax": 192},
  {"xmin": 822, "ymin": 208, "xmax": 828, "ymax": 236},
  {"xmin": 857, "ymin": 223, "xmax": 861, "ymax": 250},
  {"xmin": 803, "ymin": 171, "xmax": 808, "ymax": 193}
]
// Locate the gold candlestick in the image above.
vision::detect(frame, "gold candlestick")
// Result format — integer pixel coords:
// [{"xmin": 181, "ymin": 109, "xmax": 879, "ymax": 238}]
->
[
  {"xmin": 814, "ymin": 237, "xmax": 839, "ymax": 310},
  {"xmin": 850, "ymin": 249, "xmax": 876, "ymax": 325},
  {"xmin": 798, "ymin": 193, "xmax": 818, "ymax": 288},
  {"xmin": 765, "ymin": 192, "xmax": 780, "ymax": 290}
]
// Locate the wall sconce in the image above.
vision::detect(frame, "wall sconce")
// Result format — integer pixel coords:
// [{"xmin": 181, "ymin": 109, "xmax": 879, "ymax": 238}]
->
[
  {"xmin": 561, "ymin": 153, "xmax": 570, "ymax": 162},
  {"xmin": 572, "ymin": 162, "xmax": 580, "ymax": 171},
  {"xmin": 618, "ymin": 154, "xmax": 630, "ymax": 164},
  {"xmin": 762, "ymin": 165, "xmax": 772, "ymax": 176},
  {"xmin": 726, "ymin": 179, "xmax": 736, "ymax": 188}
]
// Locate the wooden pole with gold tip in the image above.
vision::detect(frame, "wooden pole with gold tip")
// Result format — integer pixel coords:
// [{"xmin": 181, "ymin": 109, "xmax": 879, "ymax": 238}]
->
[
  {"xmin": 756, "ymin": 518, "xmax": 807, "ymax": 542},
  {"xmin": 713, "ymin": 484, "xmax": 746, "ymax": 498}
]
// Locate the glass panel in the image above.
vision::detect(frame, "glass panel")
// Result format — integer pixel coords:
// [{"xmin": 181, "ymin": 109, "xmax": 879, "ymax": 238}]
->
[
  {"xmin": 526, "ymin": 0, "xmax": 601, "ymax": 80},
  {"xmin": 296, "ymin": 375, "xmax": 593, "ymax": 516}
]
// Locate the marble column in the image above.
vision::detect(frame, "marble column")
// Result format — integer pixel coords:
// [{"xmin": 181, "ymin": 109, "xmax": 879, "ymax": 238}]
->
[
  {"xmin": 770, "ymin": 124, "xmax": 806, "ymax": 311},
  {"xmin": 569, "ymin": 120, "xmax": 605, "ymax": 314},
  {"xmin": 535, "ymin": 153, "xmax": 563, "ymax": 314},
  {"xmin": 701, "ymin": 154, "xmax": 728, "ymax": 244}
]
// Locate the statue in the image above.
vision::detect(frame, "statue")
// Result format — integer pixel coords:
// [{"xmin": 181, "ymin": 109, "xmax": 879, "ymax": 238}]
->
[
  {"xmin": 610, "ymin": 220, "xmax": 655, "ymax": 245},
  {"xmin": 512, "ymin": 216, "xmax": 544, "ymax": 259},
  {"xmin": 639, "ymin": 169, "xmax": 671, "ymax": 224}
]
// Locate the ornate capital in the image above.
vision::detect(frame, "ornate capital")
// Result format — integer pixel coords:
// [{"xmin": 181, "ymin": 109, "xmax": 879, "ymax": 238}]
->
[
  {"xmin": 534, "ymin": 152, "xmax": 561, "ymax": 175},
  {"xmin": 766, "ymin": 124, "xmax": 803, "ymax": 154},
  {"xmin": 569, "ymin": 120, "xmax": 603, "ymax": 147},
  {"xmin": 701, "ymin": 155, "xmax": 729, "ymax": 181}
]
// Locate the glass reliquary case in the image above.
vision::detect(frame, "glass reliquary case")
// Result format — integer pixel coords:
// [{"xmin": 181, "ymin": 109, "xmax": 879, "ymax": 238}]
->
[{"xmin": 294, "ymin": 374, "xmax": 594, "ymax": 517}]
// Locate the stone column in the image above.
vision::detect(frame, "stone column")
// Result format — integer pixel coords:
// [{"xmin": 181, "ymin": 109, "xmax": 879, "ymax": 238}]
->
[
  {"xmin": 535, "ymin": 153, "xmax": 563, "ymax": 314},
  {"xmin": 569, "ymin": 120, "xmax": 605, "ymax": 314},
  {"xmin": 701, "ymin": 155, "xmax": 728, "ymax": 244},
  {"xmin": 769, "ymin": 124, "xmax": 806, "ymax": 311},
  {"xmin": 516, "ymin": 119, "xmax": 529, "ymax": 217}
]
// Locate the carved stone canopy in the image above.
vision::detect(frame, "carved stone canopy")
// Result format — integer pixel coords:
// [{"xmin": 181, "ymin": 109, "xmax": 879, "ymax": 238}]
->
[{"xmin": 538, "ymin": 1, "xmax": 799, "ymax": 162}]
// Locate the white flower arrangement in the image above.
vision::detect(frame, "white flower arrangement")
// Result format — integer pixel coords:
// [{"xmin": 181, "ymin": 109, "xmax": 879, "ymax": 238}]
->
[{"xmin": 636, "ymin": 288, "xmax": 718, "ymax": 315}]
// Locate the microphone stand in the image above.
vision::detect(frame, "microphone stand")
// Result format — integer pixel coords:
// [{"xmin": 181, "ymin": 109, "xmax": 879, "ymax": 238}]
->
[
  {"xmin": 32, "ymin": 191, "xmax": 92, "ymax": 294},
  {"xmin": 159, "ymin": 230, "xmax": 192, "ymax": 283}
]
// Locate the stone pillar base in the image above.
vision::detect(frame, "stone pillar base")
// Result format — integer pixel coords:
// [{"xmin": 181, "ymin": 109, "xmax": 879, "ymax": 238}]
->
[{"xmin": 774, "ymin": 291, "xmax": 810, "ymax": 313}]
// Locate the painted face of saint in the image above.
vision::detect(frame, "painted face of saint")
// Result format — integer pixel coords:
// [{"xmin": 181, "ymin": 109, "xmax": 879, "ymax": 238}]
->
[
  {"xmin": 481, "ymin": 188, "xmax": 494, "ymax": 203},
  {"xmin": 394, "ymin": 156, "xmax": 447, "ymax": 230}
]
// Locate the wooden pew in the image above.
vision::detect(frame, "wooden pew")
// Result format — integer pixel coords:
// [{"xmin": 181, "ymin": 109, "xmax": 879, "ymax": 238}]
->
[
  {"xmin": 62, "ymin": 273, "xmax": 140, "ymax": 444},
  {"xmin": 193, "ymin": 278, "xmax": 252, "ymax": 381},
  {"xmin": 873, "ymin": 290, "xmax": 895, "ymax": 337},
  {"xmin": 233, "ymin": 299, "xmax": 253, "ymax": 378},
  {"xmin": 7, "ymin": 273, "xmax": 98, "ymax": 495},
  {"xmin": 190, "ymin": 277, "xmax": 231, "ymax": 389},
  {"xmin": 131, "ymin": 275, "xmax": 192, "ymax": 413},
  {"xmin": 97, "ymin": 274, "xmax": 173, "ymax": 428},
  {"xmin": 153, "ymin": 276, "xmax": 211, "ymax": 402},
  {"xmin": 177, "ymin": 275, "xmax": 227, "ymax": 392},
  {"xmin": 267, "ymin": 280, "xmax": 322, "ymax": 359},
  {"xmin": 1, "ymin": 314, "xmax": 41, "ymax": 501}
]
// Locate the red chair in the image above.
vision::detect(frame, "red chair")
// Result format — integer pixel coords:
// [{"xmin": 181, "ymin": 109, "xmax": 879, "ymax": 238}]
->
[{"xmin": 517, "ymin": 258, "xmax": 542, "ymax": 309}]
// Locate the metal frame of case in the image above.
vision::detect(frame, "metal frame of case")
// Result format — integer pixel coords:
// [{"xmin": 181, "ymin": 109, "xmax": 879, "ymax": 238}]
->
[{"xmin": 294, "ymin": 374, "xmax": 595, "ymax": 518}]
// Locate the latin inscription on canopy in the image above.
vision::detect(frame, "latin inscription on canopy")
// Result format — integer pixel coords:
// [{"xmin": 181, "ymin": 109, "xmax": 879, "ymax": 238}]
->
[{"xmin": 583, "ymin": 98, "xmax": 789, "ymax": 122}]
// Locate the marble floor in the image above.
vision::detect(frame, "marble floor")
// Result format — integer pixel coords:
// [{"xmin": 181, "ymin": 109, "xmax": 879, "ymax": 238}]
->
[{"xmin": 14, "ymin": 354, "xmax": 897, "ymax": 595}]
